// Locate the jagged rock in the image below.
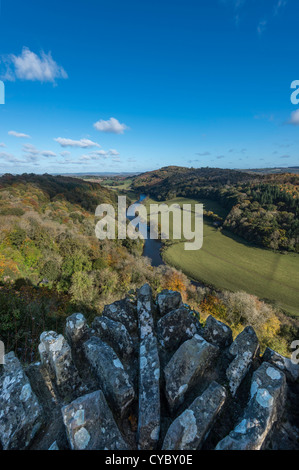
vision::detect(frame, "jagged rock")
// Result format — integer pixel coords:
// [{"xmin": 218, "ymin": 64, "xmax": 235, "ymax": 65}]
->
[
  {"xmin": 48, "ymin": 441, "xmax": 59, "ymax": 450},
  {"xmin": 38, "ymin": 331, "xmax": 85, "ymax": 402},
  {"xmin": 138, "ymin": 335, "xmax": 160, "ymax": 450},
  {"xmin": 1, "ymin": 287, "xmax": 297, "ymax": 451},
  {"xmin": 137, "ymin": 283, "xmax": 156, "ymax": 339},
  {"xmin": 0, "ymin": 352, "xmax": 44, "ymax": 450},
  {"xmin": 226, "ymin": 326, "xmax": 260, "ymax": 396},
  {"xmin": 92, "ymin": 316, "xmax": 134, "ymax": 359},
  {"xmin": 157, "ymin": 306, "xmax": 200, "ymax": 351},
  {"xmin": 216, "ymin": 362, "xmax": 286, "ymax": 450},
  {"xmin": 103, "ymin": 298, "xmax": 137, "ymax": 334},
  {"xmin": 156, "ymin": 289, "xmax": 183, "ymax": 316},
  {"xmin": 262, "ymin": 347, "xmax": 299, "ymax": 383},
  {"xmin": 83, "ymin": 336, "xmax": 135, "ymax": 417},
  {"xmin": 269, "ymin": 421, "xmax": 299, "ymax": 450},
  {"xmin": 163, "ymin": 381, "xmax": 226, "ymax": 450},
  {"xmin": 65, "ymin": 313, "xmax": 89, "ymax": 346},
  {"xmin": 164, "ymin": 334, "xmax": 219, "ymax": 411},
  {"xmin": 137, "ymin": 283, "xmax": 160, "ymax": 449},
  {"xmin": 203, "ymin": 315, "xmax": 233, "ymax": 349},
  {"xmin": 62, "ymin": 390, "xmax": 129, "ymax": 450}
]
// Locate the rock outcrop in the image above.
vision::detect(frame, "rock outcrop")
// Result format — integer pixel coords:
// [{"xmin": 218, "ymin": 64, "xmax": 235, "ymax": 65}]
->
[{"xmin": 0, "ymin": 284, "xmax": 298, "ymax": 450}]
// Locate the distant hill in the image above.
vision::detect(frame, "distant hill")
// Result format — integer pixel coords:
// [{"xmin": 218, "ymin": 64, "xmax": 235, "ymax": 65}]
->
[
  {"xmin": 0, "ymin": 173, "xmax": 117, "ymax": 213},
  {"xmin": 244, "ymin": 167, "xmax": 299, "ymax": 175}
]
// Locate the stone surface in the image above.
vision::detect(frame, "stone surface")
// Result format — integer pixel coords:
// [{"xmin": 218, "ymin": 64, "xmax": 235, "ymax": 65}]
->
[
  {"xmin": 137, "ymin": 283, "xmax": 160, "ymax": 450},
  {"xmin": 164, "ymin": 334, "xmax": 219, "ymax": 411},
  {"xmin": 157, "ymin": 306, "xmax": 199, "ymax": 351},
  {"xmin": 65, "ymin": 313, "xmax": 89, "ymax": 346},
  {"xmin": 62, "ymin": 390, "xmax": 129, "ymax": 450},
  {"xmin": 137, "ymin": 283, "xmax": 156, "ymax": 339},
  {"xmin": 138, "ymin": 334, "xmax": 160, "ymax": 450},
  {"xmin": 156, "ymin": 289, "xmax": 183, "ymax": 316},
  {"xmin": 262, "ymin": 347, "xmax": 299, "ymax": 383},
  {"xmin": 83, "ymin": 336, "xmax": 135, "ymax": 416},
  {"xmin": 0, "ymin": 352, "xmax": 44, "ymax": 450},
  {"xmin": 216, "ymin": 362, "xmax": 286, "ymax": 450},
  {"xmin": 163, "ymin": 381, "xmax": 226, "ymax": 450},
  {"xmin": 1, "ymin": 285, "xmax": 297, "ymax": 451},
  {"xmin": 92, "ymin": 316, "xmax": 134, "ymax": 359},
  {"xmin": 226, "ymin": 326, "xmax": 260, "ymax": 396},
  {"xmin": 48, "ymin": 441, "xmax": 59, "ymax": 450},
  {"xmin": 203, "ymin": 315, "xmax": 233, "ymax": 349},
  {"xmin": 38, "ymin": 331, "xmax": 85, "ymax": 401},
  {"xmin": 103, "ymin": 297, "xmax": 137, "ymax": 334}
]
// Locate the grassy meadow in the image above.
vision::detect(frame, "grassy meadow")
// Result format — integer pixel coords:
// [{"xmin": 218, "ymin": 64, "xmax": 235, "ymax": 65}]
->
[{"xmin": 144, "ymin": 196, "xmax": 299, "ymax": 318}]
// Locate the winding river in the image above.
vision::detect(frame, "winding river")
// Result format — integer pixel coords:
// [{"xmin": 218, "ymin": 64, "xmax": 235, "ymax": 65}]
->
[
  {"xmin": 127, "ymin": 194, "xmax": 164, "ymax": 267},
  {"xmin": 128, "ymin": 194, "xmax": 204, "ymax": 288}
]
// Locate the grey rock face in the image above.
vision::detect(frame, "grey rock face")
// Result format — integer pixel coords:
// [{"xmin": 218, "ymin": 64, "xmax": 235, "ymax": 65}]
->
[
  {"xmin": 62, "ymin": 390, "xmax": 129, "ymax": 450},
  {"xmin": 83, "ymin": 336, "xmax": 135, "ymax": 417},
  {"xmin": 163, "ymin": 381, "xmax": 227, "ymax": 450},
  {"xmin": 262, "ymin": 347, "xmax": 299, "ymax": 383},
  {"xmin": 203, "ymin": 315, "xmax": 233, "ymax": 349},
  {"xmin": 138, "ymin": 334, "xmax": 160, "ymax": 450},
  {"xmin": 103, "ymin": 297, "xmax": 137, "ymax": 334},
  {"xmin": 226, "ymin": 326, "xmax": 260, "ymax": 396},
  {"xmin": 38, "ymin": 331, "xmax": 85, "ymax": 401},
  {"xmin": 137, "ymin": 283, "xmax": 156, "ymax": 340},
  {"xmin": 1, "ymin": 284, "xmax": 297, "ymax": 451},
  {"xmin": 164, "ymin": 334, "xmax": 219, "ymax": 411},
  {"xmin": 0, "ymin": 352, "xmax": 44, "ymax": 450},
  {"xmin": 216, "ymin": 362, "xmax": 286, "ymax": 450},
  {"xmin": 157, "ymin": 306, "xmax": 199, "ymax": 351},
  {"xmin": 65, "ymin": 313, "xmax": 89, "ymax": 346},
  {"xmin": 92, "ymin": 316, "xmax": 134, "ymax": 359},
  {"xmin": 156, "ymin": 289, "xmax": 183, "ymax": 316},
  {"xmin": 137, "ymin": 283, "xmax": 160, "ymax": 450}
]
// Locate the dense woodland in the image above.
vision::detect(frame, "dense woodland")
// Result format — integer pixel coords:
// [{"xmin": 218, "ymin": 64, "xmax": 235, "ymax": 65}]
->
[
  {"xmin": 0, "ymin": 172, "xmax": 297, "ymax": 363},
  {"xmin": 131, "ymin": 166, "xmax": 299, "ymax": 252}
]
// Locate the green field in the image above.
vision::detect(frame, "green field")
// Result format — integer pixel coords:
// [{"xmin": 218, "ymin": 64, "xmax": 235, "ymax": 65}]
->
[{"xmin": 145, "ymin": 197, "xmax": 299, "ymax": 318}]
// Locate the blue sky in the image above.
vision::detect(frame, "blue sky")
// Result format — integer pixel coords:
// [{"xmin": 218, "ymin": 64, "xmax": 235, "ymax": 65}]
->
[{"xmin": 0, "ymin": 0, "xmax": 299, "ymax": 174}]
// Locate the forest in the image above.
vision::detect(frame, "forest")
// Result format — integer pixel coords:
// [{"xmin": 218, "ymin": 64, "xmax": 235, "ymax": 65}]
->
[
  {"xmin": 0, "ymin": 172, "xmax": 298, "ymax": 364},
  {"xmin": 131, "ymin": 166, "xmax": 299, "ymax": 252}
]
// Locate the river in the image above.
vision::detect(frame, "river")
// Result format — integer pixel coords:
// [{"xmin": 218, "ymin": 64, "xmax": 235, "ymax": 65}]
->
[
  {"xmin": 128, "ymin": 194, "xmax": 204, "ymax": 288},
  {"xmin": 127, "ymin": 194, "xmax": 164, "ymax": 267}
]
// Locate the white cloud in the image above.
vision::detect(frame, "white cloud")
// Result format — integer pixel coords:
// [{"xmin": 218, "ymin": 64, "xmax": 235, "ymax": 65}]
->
[
  {"xmin": 92, "ymin": 150, "xmax": 109, "ymax": 156},
  {"xmin": 22, "ymin": 143, "xmax": 57, "ymax": 160},
  {"xmin": 0, "ymin": 152, "xmax": 26, "ymax": 163},
  {"xmin": 94, "ymin": 117, "xmax": 128, "ymax": 134},
  {"xmin": 60, "ymin": 151, "xmax": 71, "ymax": 157},
  {"xmin": 274, "ymin": 0, "xmax": 287, "ymax": 16},
  {"xmin": 0, "ymin": 142, "xmax": 6, "ymax": 147},
  {"xmin": 23, "ymin": 144, "xmax": 39, "ymax": 154},
  {"xmin": 41, "ymin": 150, "xmax": 56, "ymax": 157},
  {"xmin": 54, "ymin": 137, "xmax": 100, "ymax": 148},
  {"xmin": 257, "ymin": 20, "xmax": 267, "ymax": 35},
  {"xmin": 288, "ymin": 110, "xmax": 299, "ymax": 126},
  {"xmin": 8, "ymin": 130, "xmax": 31, "ymax": 138},
  {"xmin": 109, "ymin": 149, "xmax": 120, "ymax": 156},
  {"xmin": 3, "ymin": 47, "xmax": 68, "ymax": 83}
]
